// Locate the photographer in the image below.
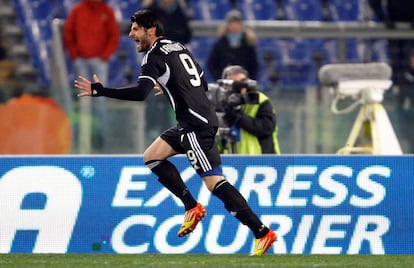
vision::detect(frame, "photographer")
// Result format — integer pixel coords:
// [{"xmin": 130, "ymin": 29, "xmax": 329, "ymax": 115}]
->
[{"xmin": 219, "ymin": 65, "xmax": 281, "ymax": 154}]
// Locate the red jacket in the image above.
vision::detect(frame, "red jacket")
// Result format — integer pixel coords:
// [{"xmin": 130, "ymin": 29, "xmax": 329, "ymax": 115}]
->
[{"xmin": 63, "ymin": 0, "xmax": 120, "ymax": 60}]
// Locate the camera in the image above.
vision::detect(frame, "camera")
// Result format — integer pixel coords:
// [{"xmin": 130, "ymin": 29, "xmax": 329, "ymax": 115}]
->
[
  {"xmin": 206, "ymin": 78, "xmax": 257, "ymax": 111},
  {"xmin": 318, "ymin": 63, "xmax": 393, "ymax": 114},
  {"xmin": 206, "ymin": 83, "xmax": 231, "ymax": 113},
  {"xmin": 217, "ymin": 78, "xmax": 257, "ymax": 93}
]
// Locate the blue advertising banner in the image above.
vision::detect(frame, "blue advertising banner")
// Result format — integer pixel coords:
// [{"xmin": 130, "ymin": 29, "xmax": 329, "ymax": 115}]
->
[{"xmin": 0, "ymin": 155, "xmax": 413, "ymax": 254}]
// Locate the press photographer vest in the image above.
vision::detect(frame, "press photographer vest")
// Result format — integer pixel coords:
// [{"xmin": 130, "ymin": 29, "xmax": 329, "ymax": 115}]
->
[{"xmin": 237, "ymin": 92, "xmax": 281, "ymax": 154}]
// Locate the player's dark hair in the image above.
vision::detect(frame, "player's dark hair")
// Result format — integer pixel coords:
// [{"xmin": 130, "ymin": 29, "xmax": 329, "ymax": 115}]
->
[{"xmin": 131, "ymin": 9, "xmax": 164, "ymax": 36}]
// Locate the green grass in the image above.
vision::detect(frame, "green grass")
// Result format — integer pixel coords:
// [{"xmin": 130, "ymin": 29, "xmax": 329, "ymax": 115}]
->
[{"xmin": 0, "ymin": 254, "xmax": 414, "ymax": 268}]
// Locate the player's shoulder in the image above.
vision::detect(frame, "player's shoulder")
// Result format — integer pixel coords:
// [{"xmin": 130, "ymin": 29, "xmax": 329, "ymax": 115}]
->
[
  {"xmin": 144, "ymin": 38, "xmax": 188, "ymax": 65},
  {"xmin": 142, "ymin": 40, "xmax": 164, "ymax": 65},
  {"xmin": 155, "ymin": 38, "xmax": 188, "ymax": 55}
]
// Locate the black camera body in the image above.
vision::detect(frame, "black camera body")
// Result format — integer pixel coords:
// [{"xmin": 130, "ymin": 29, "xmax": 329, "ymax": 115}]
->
[
  {"xmin": 206, "ymin": 83, "xmax": 230, "ymax": 113},
  {"xmin": 206, "ymin": 78, "xmax": 257, "ymax": 112}
]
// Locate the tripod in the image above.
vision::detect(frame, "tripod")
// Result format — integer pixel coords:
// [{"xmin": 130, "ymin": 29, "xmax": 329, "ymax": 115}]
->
[
  {"xmin": 217, "ymin": 127, "xmax": 238, "ymax": 154},
  {"xmin": 337, "ymin": 103, "xmax": 403, "ymax": 154}
]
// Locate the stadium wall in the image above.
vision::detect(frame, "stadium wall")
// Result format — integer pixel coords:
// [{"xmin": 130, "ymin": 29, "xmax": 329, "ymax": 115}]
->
[{"xmin": 0, "ymin": 155, "xmax": 413, "ymax": 254}]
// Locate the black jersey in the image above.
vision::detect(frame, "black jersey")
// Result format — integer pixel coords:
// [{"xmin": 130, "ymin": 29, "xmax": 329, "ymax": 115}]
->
[
  {"xmin": 92, "ymin": 38, "xmax": 218, "ymax": 130},
  {"xmin": 140, "ymin": 38, "xmax": 218, "ymax": 130}
]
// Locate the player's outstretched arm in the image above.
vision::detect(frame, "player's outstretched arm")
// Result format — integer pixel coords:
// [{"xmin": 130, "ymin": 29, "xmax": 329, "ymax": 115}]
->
[{"xmin": 75, "ymin": 73, "xmax": 153, "ymax": 101}]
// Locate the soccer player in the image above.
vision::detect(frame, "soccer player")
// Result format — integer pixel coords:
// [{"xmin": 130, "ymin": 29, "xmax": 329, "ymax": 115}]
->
[{"xmin": 74, "ymin": 9, "xmax": 276, "ymax": 256}]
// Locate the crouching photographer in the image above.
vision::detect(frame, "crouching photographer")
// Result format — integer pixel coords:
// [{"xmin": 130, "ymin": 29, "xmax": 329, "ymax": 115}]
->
[{"xmin": 218, "ymin": 65, "xmax": 281, "ymax": 154}]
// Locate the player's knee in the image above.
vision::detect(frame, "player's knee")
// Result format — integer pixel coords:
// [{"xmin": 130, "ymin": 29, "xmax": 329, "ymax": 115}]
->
[
  {"xmin": 144, "ymin": 159, "xmax": 163, "ymax": 171},
  {"xmin": 200, "ymin": 166, "xmax": 224, "ymax": 191},
  {"xmin": 143, "ymin": 150, "xmax": 152, "ymax": 163},
  {"xmin": 203, "ymin": 178, "xmax": 219, "ymax": 192},
  {"xmin": 143, "ymin": 146, "xmax": 160, "ymax": 162},
  {"xmin": 202, "ymin": 174, "xmax": 224, "ymax": 192}
]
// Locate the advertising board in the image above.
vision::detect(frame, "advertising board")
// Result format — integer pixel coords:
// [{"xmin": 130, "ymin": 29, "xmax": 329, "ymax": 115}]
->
[{"xmin": 0, "ymin": 156, "xmax": 413, "ymax": 254}]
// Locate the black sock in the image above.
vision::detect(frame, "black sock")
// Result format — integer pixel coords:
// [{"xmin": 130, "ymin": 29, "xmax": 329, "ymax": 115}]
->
[
  {"xmin": 146, "ymin": 160, "xmax": 197, "ymax": 210},
  {"xmin": 212, "ymin": 180, "xmax": 269, "ymax": 238}
]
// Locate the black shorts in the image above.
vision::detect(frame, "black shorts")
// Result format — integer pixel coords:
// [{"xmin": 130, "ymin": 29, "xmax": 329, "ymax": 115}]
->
[{"xmin": 160, "ymin": 125, "xmax": 222, "ymax": 175}]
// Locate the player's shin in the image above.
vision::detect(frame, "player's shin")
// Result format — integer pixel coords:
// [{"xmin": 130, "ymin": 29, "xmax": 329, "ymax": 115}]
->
[
  {"xmin": 145, "ymin": 159, "xmax": 198, "ymax": 210},
  {"xmin": 212, "ymin": 179, "xmax": 269, "ymax": 238}
]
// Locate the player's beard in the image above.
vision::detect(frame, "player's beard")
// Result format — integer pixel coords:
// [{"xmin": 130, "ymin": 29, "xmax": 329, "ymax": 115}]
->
[{"xmin": 138, "ymin": 34, "xmax": 151, "ymax": 52}]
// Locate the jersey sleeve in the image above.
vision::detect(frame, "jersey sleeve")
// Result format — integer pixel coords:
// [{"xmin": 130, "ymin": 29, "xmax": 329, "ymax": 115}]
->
[
  {"xmin": 90, "ymin": 53, "xmax": 166, "ymax": 101},
  {"xmin": 91, "ymin": 81, "xmax": 153, "ymax": 101}
]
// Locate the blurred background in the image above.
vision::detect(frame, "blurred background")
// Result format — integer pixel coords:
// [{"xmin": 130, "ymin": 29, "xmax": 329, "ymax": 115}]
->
[{"xmin": 1, "ymin": 0, "xmax": 414, "ymax": 154}]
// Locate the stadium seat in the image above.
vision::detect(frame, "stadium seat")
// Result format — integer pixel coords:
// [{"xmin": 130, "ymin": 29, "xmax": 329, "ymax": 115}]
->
[
  {"xmin": 285, "ymin": 38, "xmax": 312, "ymax": 64},
  {"xmin": 343, "ymin": 38, "xmax": 389, "ymax": 64},
  {"xmin": 62, "ymin": 0, "xmax": 78, "ymax": 18},
  {"xmin": 189, "ymin": 0, "xmax": 232, "ymax": 20},
  {"xmin": 238, "ymin": 0, "xmax": 278, "ymax": 20},
  {"xmin": 345, "ymin": 38, "xmax": 360, "ymax": 62},
  {"xmin": 11, "ymin": 0, "xmax": 27, "ymax": 29},
  {"xmin": 371, "ymin": 39, "xmax": 389, "ymax": 63},
  {"xmin": 12, "ymin": 0, "xmax": 51, "ymax": 85},
  {"xmin": 38, "ymin": 19, "xmax": 53, "ymax": 41},
  {"xmin": 308, "ymin": 38, "xmax": 339, "ymax": 64},
  {"xmin": 108, "ymin": 0, "xmax": 141, "ymax": 21},
  {"xmin": 117, "ymin": 36, "xmax": 142, "ymax": 83},
  {"xmin": 31, "ymin": 0, "xmax": 53, "ymax": 21},
  {"xmin": 329, "ymin": 0, "xmax": 359, "ymax": 21},
  {"xmin": 284, "ymin": 0, "xmax": 322, "ymax": 21},
  {"xmin": 257, "ymin": 38, "xmax": 283, "ymax": 67},
  {"xmin": 189, "ymin": 37, "xmax": 215, "ymax": 81},
  {"xmin": 278, "ymin": 62, "xmax": 315, "ymax": 91},
  {"xmin": 108, "ymin": 57, "xmax": 127, "ymax": 86}
]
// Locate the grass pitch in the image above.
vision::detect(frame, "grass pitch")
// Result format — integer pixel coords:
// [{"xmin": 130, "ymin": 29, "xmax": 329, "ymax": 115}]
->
[{"xmin": 0, "ymin": 254, "xmax": 413, "ymax": 268}]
